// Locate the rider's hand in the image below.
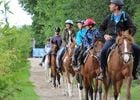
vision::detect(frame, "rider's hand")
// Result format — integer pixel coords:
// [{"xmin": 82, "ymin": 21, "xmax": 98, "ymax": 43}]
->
[{"xmin": 104, "ymin": 34, "xmax": 112, "ymax": 41}]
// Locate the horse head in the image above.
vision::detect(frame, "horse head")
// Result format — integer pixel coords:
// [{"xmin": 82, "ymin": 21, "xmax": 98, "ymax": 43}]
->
[
  {"xmin": 67, "ymin": 37, "xmax": 76, "ymax": 56},
  {"xmin": 92, "ymin": 39, "xmax": 104, "ymax": 55},
  {"xmin": 116, "ymin": 30, "xmax": 134, "ymax": 63},
  {"xmin": 51, "ymin": 41, "xmax": 59, "ymax": 54}
]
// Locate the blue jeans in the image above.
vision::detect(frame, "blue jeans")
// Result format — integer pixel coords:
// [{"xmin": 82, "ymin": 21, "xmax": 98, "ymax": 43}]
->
[
  {"xmin": 57, "ymin": 47, "xmax": 66, "ymax": 69},
  {"xmin": 100, "ymin": 39, "xmax": 115, "ymax": 70}
]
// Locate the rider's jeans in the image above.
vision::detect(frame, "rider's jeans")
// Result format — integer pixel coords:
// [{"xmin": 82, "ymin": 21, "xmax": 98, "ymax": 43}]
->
[{"xmin": 100, "ymin": 39, "xmax": 115, "ymax": 70}]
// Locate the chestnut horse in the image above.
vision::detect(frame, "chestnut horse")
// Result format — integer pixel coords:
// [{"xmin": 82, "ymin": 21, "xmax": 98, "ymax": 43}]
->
[
  {"xmin": 62, "ymin": 38, "xmax": 76, "ymax": 97},
  {"xmin": 51, "ymin": 43, "xmax": 61, "ymax": 87},
  {"xmin": 82, "ymin": 39, "xmax": 104, "ymax": 100},
  {"xmin": 103, "ymin": 30, "xmax": 134, "ymax": 100}
]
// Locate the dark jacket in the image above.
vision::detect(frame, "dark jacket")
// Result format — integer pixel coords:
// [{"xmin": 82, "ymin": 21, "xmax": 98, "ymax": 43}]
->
[
  {"xmin": 99, "ymin": 11, "xmax": 136, "ymax": 38},
  {"xmin": 51, "ymin": 35, "xmax": 62, "ymax": 48},
  {"xmin": 63, "ymin": 28, "xmax": 75, "ymax": 44}
]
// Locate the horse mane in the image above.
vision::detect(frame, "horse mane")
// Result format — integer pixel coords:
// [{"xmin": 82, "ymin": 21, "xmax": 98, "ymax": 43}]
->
[{"xmin": 116, "ymin": 30, "xmax": 134, "ymax": 45}]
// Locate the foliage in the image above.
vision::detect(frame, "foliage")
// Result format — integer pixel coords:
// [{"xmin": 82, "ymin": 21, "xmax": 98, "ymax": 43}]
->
[
  {"xmin": 18, "ymin": 0, "xmax": 140, "ymax": 47},
  {"xmin": 0, "ymin": 25, "xmax": 38, "ymax": 99},
  {"xmin": 0, "ymin": 0, "xmax": 13, "ymax": 25},
  {"xmin": 134, "ymin": 7, "xmax": 140, "ymax": 44}
]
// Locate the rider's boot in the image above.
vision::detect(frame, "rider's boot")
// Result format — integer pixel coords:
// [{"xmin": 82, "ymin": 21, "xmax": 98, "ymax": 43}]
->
[{"xmin": 96, "ymin": 68, "xmax": 104, "ymax": 81}]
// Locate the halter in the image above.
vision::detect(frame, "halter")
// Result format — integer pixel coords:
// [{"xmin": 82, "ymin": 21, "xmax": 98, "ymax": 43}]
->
[{"xmin": 117, "ymin": 39, "xmax": 133, "ymax": 64}]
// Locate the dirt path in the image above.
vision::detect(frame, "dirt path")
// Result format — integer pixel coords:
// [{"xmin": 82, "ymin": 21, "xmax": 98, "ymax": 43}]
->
[{"xmin": 29, "ymin": 58, "xmax": 80, "ymax": 100}]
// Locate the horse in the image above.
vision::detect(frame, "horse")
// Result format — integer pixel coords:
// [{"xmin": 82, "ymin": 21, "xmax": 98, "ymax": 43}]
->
[
  {"xmin": 50, "ymin": 43, "xmax": 61, "ymax": 88},
  {"xmin": 81, "ymin": 39, "xmax": 104, "ymax": 100},
  {"xmin": 103, "ymin": 30, "xmax": 134, "ymax": 100},
  {"xmin": 62, "ymin": 38, "xmax": 76, "ymax": 97}
]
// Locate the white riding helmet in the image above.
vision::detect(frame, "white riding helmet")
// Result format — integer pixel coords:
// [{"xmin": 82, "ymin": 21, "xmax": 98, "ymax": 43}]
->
[{"xmin": 65, "ymin": 19, "xmax": 73, "ymax": 25}]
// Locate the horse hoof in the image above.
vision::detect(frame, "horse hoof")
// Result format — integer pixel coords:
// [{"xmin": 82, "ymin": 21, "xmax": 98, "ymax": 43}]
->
[{"xmin": 79, "ymin": 86, "xmax": 83, "ymax": 90}]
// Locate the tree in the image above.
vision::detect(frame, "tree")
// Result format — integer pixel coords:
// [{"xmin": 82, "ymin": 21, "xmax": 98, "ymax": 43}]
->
[
  {"xmin": 0, "ymin": 0, "xmax": 13, "ymax": 25},
  {"xmin": 19, "ymin": 0, "xmax": 140, "ymax": 47}
]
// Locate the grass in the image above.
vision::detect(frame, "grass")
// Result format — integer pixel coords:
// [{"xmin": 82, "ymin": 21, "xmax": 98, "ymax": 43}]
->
[
  {"xmin": 121, "ymin": 80, "xmax": 140, "ymax": 100},
  {"xmin": 5, "ymin": 67, "xmax": 39, "ymax": 100}
]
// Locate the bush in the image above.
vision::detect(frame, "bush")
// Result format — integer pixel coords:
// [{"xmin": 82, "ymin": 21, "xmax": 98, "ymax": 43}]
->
[{"xmin": 0, "ymin": 25, "xmax": 31, "ymax": 99}]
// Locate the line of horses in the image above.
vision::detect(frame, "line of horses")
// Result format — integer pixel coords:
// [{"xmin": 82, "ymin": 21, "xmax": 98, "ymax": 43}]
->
[{"xmin": 43, "ymin": 30, "xmax": 134, "ymax": 100}]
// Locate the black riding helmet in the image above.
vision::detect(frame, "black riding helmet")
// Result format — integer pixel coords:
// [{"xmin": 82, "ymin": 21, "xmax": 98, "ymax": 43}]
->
[
  {"xmin": 55, "ymin": 27, "xmax": 61, "ymax": 32},
  {"xmin": 76, "ymin": 20, "xmax": 85, "ymax": 24},
  {"xmin": 110, "ymin": 0, "xmax": 124, "ymax": 6}
]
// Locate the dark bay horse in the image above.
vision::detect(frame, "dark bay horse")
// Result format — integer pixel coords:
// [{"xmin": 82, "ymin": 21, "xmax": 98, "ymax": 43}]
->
[
  {"xmin": 82, "ymin": 39, "xmax": 104, "ymax": 100},
  {"xmin": 103, "ymin": 30, "xmax": 134, "ymax": 100},
  {"xmin": 50, "ymin": 43, "xmax": 61, "ymax": 87},
  {"xmin": 62, "ymin": 38, "xmax": 76, "ymax": 97}
]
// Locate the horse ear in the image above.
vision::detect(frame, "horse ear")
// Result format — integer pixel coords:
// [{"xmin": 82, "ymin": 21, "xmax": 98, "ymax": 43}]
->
[
  {"xmin": 117, "ymin": 28, "xmax": 123, "ymax": 37},
  {"xmin": 127, "ymin": 29, "xmax": 133, "ymax": 36}
]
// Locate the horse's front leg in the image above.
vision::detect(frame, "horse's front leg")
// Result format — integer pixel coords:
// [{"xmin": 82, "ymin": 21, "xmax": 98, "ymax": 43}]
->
[
  {"xmin": 98, "ymin": 80, "xmax": 102, "ymax": 100},
  {"xmin": 126, "ymin": 76, "xmax": 132, "ymax": 100},
  {"xmin": 103, "ymin": 78, "xmax": 108, "ymax": 100},
  {"xmin": 57, "ymin": 72, "xmax": 61, "ymax": 87},
  {"xmin": 53, "ymin": 73, "xmax": 56, "ymax": 88},
  {"xmin": 89, "ymin": 86, "xmax": 93, "ymax": 100},
  {"xmin": 78, "ymin": 74, "xmax": 84, "ymax": 100},
  {"xmin": 67, "ymin": 72, "xmax": 72, "ymax": 97}
]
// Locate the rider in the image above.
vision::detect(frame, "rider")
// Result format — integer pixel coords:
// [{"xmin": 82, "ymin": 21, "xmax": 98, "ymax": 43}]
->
[
  {"xmin": 57, "ymin": 19, "xmax": 76, "ymax": 72},
  {"xmin": 72, "ymin": 20, "xmax": 87, "ymax": 66},
  {"xmin": 63, "ymin": 19, "xmax": 76, "ymax": 44},
  {"xmin": 51, "ymin": 27, "xmax": 62, "ymax": 49},
  {"xmin": 39, "ymin": 38, "xmax": 51, "ymax": 67},
  {"xmin": 76, "ymin": 18, "xmax": 102, "ymax": 70},
  {"xmin": 98, "ymin": 0, "xmax": 140, "ymax": 80}
]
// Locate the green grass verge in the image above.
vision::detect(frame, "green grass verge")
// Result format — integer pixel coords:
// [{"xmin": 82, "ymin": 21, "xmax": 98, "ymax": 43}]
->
[
  {"xmin": 121, "ymin": 80, "xmax": 140, "ymax": 100},
  {"xmin": 6, "ymin": 67, "xmax": 39, "ymax": 100}
]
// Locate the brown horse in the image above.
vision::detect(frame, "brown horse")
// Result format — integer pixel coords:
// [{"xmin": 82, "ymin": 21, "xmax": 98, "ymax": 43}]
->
[
  {"xmin": 103, "ymin": 30, "xmax": 134, "ymax": 100},
  {"xmin": 81, "ymin": 39, "xmax": 104, "ymax": 100},
  {"xmin": 50, "ymin": 43, "xmax": 61, "ymax": 87},
  {"xmin": 62, "ymin": 38, "xmax": 76, "ymax": 97}
]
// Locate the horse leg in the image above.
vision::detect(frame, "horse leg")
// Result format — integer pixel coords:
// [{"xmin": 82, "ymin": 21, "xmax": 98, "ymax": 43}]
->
[
  {"xmin": 76, "ymin": 73, "xmax": 83, "ymax": 100},
  {"xmin": 67, "ymin": 72, "xmax": 72, "ymax": 97},
  {"xmin": 57, "ymin": 73, "xmax": 61, "ymax": 87},
  {"xmin": 84, "ymin": 78, "xmax": 89, "ymax": 100},
  {"xmin": 98, "ymin": 80, "xmax": 102, "ymax": 100},
  {"xmin": 126, "ymin": 76, "xmax": 132, "ymax": 100},
  {"xmin": 94, "ymin": 79, "xmax": 98, "ymax": 100},
  {"xmin": 89, "ymin": 86, "xmax": 93, "ymax": 100},
  {"xmin": 62, "ymin": 72, "xmax": 68, "ymax": 96},
  {"xmin": 113, "ymin": 81, "xmax": 119, "ymax": 100},
  {"xmin": 103, "ymin": 78, "xmax": 108, "ymax": 100},
  {"xmin": 85, "ymin": 87, "xmax": 89, "ymax": 100},
  {"xmin": 116, "ymin": 80, "xmax": 123, "ymax": 100},
  {"xmin": 53, "ymin": 74, "xmax": 56, "ymax": 88}
]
